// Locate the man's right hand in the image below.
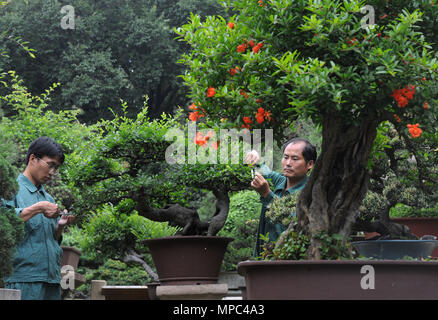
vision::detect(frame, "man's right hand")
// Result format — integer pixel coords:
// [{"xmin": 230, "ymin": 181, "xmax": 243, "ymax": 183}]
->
[{"xmin": 38, "ymin": 201, "xmax": 60, "ymax": 219}]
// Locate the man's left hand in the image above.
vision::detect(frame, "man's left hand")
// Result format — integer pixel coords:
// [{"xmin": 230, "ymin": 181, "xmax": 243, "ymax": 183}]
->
[{"xmin": 251, "ymin": 173, "xmax": 271, "ymax": 198}]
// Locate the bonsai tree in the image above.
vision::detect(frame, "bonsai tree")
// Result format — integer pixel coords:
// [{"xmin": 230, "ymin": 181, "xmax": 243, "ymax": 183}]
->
[
  {"xmin": 68, "ymin": 105, "xmax": 254, "ymax": 237},
  {"xmin": 176, "ymin": 0, "xmax": 438, "ymax": 258},
  {"xmin": 355, "ymin": 121, "xmax": 438, "ymax": 238}
]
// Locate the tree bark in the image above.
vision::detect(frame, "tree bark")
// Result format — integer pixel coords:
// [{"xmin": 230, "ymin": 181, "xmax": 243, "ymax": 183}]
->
[{"xmin": 296, "ymin": 111, "xmax": 380, "ymax": 259}]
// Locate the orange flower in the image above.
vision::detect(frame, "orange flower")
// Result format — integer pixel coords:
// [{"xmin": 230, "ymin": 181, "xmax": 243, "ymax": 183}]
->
[
  {"xmin": 264, "ymin": 110, "xmax": 272, "ymax": 121},
  {"xmin": 423, "ymin": 102, "xmax": 430, "ymax": 109},
  {"xmin": 258, "ymin": 0, "xmax": 264, "ymax": 7},
  {"xmin": 240, "ymin": 89, "xmax": 249, "ymax": 98},
  {"xmin": 230, "ymin": 68, "xmax": 237, "ymax": 76},
  {"xmin": 380, "ymin": 14, "xmax": 388, "ymax": 20},
  {"xmin": 207, "ymin": 87, "xmax": 216, "ymax": 98},
  {"xmin": 227, "ymin": 22, "xmax": 235, "ymax": 29},
  {"xmin": 248, "ymin": 39, "xmax": 255, "ymax": 47},
  {"xmin": 256, "ymin": 98, "xmax": 263, "ymax": 103},
  {"xmin": 189, "ymin": 111, "xmax": 205, "ymax": 122},
  {"xmin": 189, "ymin": 103, "xmax": 198, "ymax": 111},
  {"xmin": 393, "ymin": 114, "xmax": 401, "ymax": 123},
  {"xmin": 407, "ymin": 123, "xmax": 422, "ymax": 138}
]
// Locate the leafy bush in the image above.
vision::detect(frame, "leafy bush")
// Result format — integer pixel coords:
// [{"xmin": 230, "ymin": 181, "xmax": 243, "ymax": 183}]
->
[
  {"xmin": 390, "ymin": 203, "xmax": 438, "ymax": 218},
  {"xmin": 218, "ymin": 190, "xmax": 260, "ymax": 271},
  {"xmin": 0, "ymin": 207, "xmax": 24, "ymax": 281},
  {"xmin": 69, "ymin": 200, "xmax": 180, "ymax": 264}
]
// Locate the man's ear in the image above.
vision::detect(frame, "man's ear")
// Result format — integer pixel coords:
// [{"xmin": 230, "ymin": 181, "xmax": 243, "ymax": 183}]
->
[{"xmin": 306, "ymin": 160, "xmax": 315, "ymax": 171}]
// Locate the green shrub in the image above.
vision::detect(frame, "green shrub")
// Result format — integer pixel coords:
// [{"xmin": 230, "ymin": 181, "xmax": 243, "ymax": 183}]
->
[
  {"xmin": 0, "ymin": 207, "xmax": 24, "ymax": 281},
  {"xmin": 390, "ymin": 203, "xmax": 438, "ymax": 218},
  {"xmin": 218, "ymin": 190, "xmax": 260, "ymax": 271}
]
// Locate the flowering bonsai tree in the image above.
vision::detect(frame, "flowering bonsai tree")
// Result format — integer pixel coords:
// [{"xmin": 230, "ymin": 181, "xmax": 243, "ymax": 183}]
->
[
  {"xmin": 69, "ymin": 106, "xmax": 253, "ymax": 237},
  {"xmin": 176, "ymin": 0, "xmax": 438, "ymax": 258}
]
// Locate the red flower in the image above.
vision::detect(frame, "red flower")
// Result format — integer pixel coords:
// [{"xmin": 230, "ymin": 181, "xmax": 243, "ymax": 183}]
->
[
  {"xmin": 230, "ymin": 68, "xmax": 237, "ymax": 76},
  {"xmin": 227, "ymin": 22, "xmax": 235, "ymax": 29},
  {"xmin": 248, "ymin": 39, "xmax": 255, "ymax": 47},
  {"xmin": 264, "ymin": 110, "xmax": 272, "ymax": 121},
  {"xmin": 195, "ymin": 132, "xmax": 208, "ymax": 146},
  {"xmin": 252, "ymin": 42, "xmax": 264, "ymax": 53},
  {"xmin": 240, "ymin": 89, "xmax": 249, "ymax": 98},
  {"xmin": 256, "ymin": 98, "xmax": 263, "ymax": 103},
  {"xmin": 212, "ymin": 140, "xmax": 220, "ymax": 150},
  {"xmin": 243, "ymin": 116, "xmax": 252, "ymax": 125},
  {"xmin": 189, "ymin": 103, "xmax": 198, "ymax": 111},
  {"xmin": 237, "ymin": 44, "xmax": 247, "ymax": 53},
  {"xmin": 379, "ymin": 14, "xmax": 388, "ymax": 20},
  {"xmin": 393, "ymin": 114, "xmax": 401, "ymax": 123},
  {"xmin": 423, "ymin": 102, "xmax": 430, "ymax": 109},
  {"xmin": 207, "ymin": 87, "xmax": 216, "ymax": 98},
  {"xmin": 407, "ymin": 123, "xmax": 422, "ymax": 138},
  {"xmin": 392, "ymin": 85, "xmax": 415, "ymax": 108}
]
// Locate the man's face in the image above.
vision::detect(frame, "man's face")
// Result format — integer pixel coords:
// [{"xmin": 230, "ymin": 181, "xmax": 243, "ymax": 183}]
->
[
  {"xmin": 28, "ymin": 154, "xmax": 61, "ymax": 185},
  {"xmin": 281, "ymin": 142, "xmax": 314, "ymax": 181}
]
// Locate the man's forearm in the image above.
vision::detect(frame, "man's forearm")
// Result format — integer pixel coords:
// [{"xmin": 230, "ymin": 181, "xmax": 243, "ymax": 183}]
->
[{"xmin": 19, "ymin": 203, "xmax": 43, "ymax": 222}]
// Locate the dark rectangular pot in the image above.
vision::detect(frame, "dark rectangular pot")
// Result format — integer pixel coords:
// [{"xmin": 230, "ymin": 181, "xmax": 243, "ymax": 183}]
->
[{"xmin": 237, "ymin": 260, "xmax": 438, "ymax": 300}]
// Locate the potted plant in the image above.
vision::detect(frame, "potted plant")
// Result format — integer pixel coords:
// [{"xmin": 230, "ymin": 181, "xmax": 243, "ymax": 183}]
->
[
  {"xmin": 176, "ymin": 0, "xmax": 438, "ymax": 299},
  {"xmin": 0, "ymin": 134, "xmax": 25, "ymax": 300},
  {"xmin": 68, "ymin": 111, "xmax": 253, "ymax": 288}
]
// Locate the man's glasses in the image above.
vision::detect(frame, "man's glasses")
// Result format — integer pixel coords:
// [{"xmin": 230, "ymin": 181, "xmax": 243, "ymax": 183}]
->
[{"xmin": 38, "ymin": 158, "xmax": 60, "ymax": 172}]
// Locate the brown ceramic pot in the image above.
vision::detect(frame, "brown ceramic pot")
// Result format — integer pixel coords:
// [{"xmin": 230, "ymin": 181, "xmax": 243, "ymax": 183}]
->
[
  {"xmin": 61, "ymin": 246, "xmax": 82, "ymax": 270},
  {"xmin": 238, "ymin": 260, "xmax": 438, "ymax": 300},
  {"xmin": 143, "ymin": 236, "xmax": 233, "ymax": 285}
]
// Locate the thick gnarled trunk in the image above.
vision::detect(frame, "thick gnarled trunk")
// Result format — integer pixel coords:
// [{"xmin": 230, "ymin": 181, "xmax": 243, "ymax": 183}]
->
[{"xmin": 296, "ymin": 111, "xmax": 379, "ymax": 259}]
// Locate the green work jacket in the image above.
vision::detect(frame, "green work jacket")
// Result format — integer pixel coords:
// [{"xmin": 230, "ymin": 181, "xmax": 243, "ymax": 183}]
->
[
  {"xmin": 2, "ymin": 174, "xmax": 62, "ymax": 284},
  {"xmin": 254, "ymin": 166, "xmax": 308, "ymax": 257}
]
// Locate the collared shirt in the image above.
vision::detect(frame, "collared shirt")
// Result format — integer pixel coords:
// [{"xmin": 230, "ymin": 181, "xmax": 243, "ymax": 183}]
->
[
  {"xmin": 254, "ymin": 165, "xmax": 308, "ymax": 257},
  {"xmin": 3, "ymin": 174, "xmax": 62, "ymax": 284}
]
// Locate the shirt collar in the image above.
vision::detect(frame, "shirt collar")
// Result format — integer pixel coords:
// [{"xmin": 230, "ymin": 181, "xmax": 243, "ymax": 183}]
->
[
  {"xmin": 18, "ymin": 173, "xmax": 47, "ymax": 195},
  {"xmin": 275, "ymin": 175, "xmax": 309, "ymax": 194}
]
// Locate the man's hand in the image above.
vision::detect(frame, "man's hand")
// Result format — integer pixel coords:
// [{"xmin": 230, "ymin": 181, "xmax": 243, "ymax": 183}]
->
[
  {"xmin": 244, "ymin": 150, "xmax": 260, "ymax": 165},
  {"xmin": 39, "ymin": 201, "xmax": 61, "ymax": 219},
  {"xmin": 58, "ymin": 210, "xmax": 77, "ymax": 227},
  {"xmin": 251, "ymin": 173, "xmax": 271, "ymax": 198}
]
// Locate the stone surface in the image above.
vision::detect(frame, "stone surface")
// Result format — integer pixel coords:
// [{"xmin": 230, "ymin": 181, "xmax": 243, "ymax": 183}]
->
[
  {"xmin": 156, "ymin": 284, "xmax": 228, "ymax": 300},
  {"xmin": 0, "ymin": 288, "xmax": 21, "ymax": 300}
]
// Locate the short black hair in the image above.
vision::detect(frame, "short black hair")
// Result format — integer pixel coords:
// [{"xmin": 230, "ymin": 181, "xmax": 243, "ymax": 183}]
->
[
  {"xmin": 282, "ymin": 138, "xmax": 317, "ymax": 163},
  {"xmin": 25, "ymin": 137, "xmax": 65, "ymax": 165}
]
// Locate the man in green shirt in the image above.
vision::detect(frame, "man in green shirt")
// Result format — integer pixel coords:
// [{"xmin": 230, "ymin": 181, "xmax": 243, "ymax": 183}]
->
[
  {"xmin": 245, "ymin": 138, "xmax": 317, "ymax": 257},
  {"xmin": 2, "ymin": 137, "xmax": 76, "ymax": 300}
]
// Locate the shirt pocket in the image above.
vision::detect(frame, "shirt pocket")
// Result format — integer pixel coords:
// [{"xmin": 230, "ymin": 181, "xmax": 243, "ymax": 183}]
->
[{"xmin": 26, "ymin": 214, "xmax": 42, "ymax": 233}]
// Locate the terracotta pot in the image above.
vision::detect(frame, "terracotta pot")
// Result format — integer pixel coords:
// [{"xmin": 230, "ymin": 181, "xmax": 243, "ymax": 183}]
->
[
  {"xmin": 237, "ymin": 260, "xmax": 438, "ymax": 300},
  {"xmin": 61, "ymin": 246, "xmax": 82, "ymax": 270},
  {"xmin": 392, "ymin": 217, "xmax": 438, "ymax": 258},
  {"xmin": 143, "ymin": 236, "xmax": 233, "ymax": 285}
]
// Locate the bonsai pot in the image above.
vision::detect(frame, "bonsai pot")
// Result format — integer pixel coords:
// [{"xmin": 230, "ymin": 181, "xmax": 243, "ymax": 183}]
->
[
  {"xmin": 101, "ymin": 286, "xmax": 150, "ymax": 300},
  {"xmin": 61, "ymin": 246, "xmax": 82, "ymax": 270},
  {"xmin": 237, "ymin": 260, "xmax": 438, "ymax": 300},
  {"xmin": 351, "ymin": 240, "xmax": 438, "ymax": 260},
  {"xmin": 391, "ymin": 217, "xmax": 438, "ymax": 258},
  {"xmin": 143, "ymin": 236, "xmax": 233, "ymax": 285}
]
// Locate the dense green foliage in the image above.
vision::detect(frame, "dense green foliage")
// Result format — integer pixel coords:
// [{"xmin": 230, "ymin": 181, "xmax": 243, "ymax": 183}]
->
[
  {"xmin": 219, "ymin": 190, "xmax": 260, "ymax": 271},
  {"xmin": 0, "ymin": 0, "xmax": 227, "ymax": 122}
]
